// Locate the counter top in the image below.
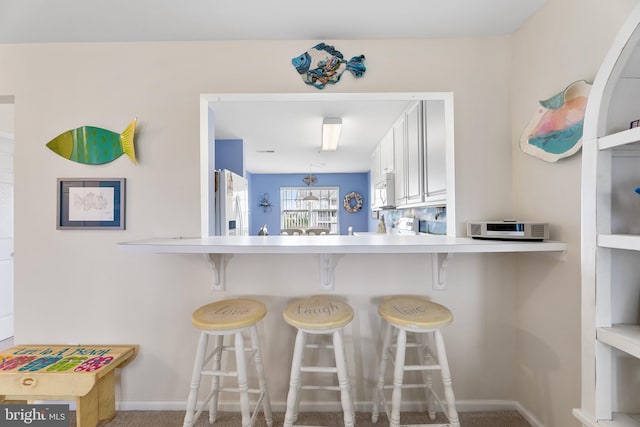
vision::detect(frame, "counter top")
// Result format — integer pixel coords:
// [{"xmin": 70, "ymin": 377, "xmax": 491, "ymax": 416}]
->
[
  {"xmin": 117, "ymin": 235, "xmax": 567, "ymax": 254},
  {"xmin": 118, "ymin": 235, "xmax": 567, "ymax": 291}
]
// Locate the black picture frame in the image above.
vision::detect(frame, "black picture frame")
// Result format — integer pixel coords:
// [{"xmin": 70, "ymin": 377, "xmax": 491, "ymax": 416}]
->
[{"xmin": 57, "ymin": 178, "xmax": 125, "ymax": 230}]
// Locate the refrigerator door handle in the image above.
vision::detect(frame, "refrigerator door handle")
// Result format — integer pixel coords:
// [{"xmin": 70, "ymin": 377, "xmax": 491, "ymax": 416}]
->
[{"xmin": 235, "ymin": 195, "xmax": 243, "ymax": 235}]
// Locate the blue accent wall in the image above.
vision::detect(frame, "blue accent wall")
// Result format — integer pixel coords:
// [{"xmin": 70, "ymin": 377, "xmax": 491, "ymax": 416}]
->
[
  {"xmin": 215, "ymin": 139, "xmax": 244, "ymax": 176},
  {"xmin": 249, "ymin": 172, "xmax": 369, "ymax": 236}
]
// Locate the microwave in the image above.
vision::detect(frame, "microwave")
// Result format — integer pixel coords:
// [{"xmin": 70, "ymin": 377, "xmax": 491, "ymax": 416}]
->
[{"xmin": 373, "ymin": 173, "xmax": 395, "ymax": 210}]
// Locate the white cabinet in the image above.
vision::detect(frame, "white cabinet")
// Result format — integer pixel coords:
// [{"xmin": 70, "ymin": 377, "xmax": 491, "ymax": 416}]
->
[
  {"xmin": 393, "ymin": 116, "xmax": 406, "ymax": 206},
  {"xmin": 423, "ymin": 100, "xmax": 447, "ymax": 204},
  {"xmin": 392, "ymin": 100, "xmax": 447, "ymax": 208},
  {"xmin": 371, "ymin": 129, "xmax": 394, "ymax": 210},
  {"xmin": 575, "ymin": 5, "xmax": 640, "ymax": 427},
  {"xmin": 380, "ymin": 128, "xmax": 394, "ymax": 175},
  {"xmin": 370, "ymin": 145, "xmax": 381, "ymax": 209},
  {"xmin": 405, "ymin": 101, "xmax": 423, "ymax": 205}
]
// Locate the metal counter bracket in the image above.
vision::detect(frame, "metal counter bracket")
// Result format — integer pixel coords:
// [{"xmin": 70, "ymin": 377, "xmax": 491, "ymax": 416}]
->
[
  {"xmin": 432, "ymin": 253, "xmax": 452, "ymax": 290},
  {"xmin": 206, "ymin": 253, "xmax": 231, "ymax": 291}
]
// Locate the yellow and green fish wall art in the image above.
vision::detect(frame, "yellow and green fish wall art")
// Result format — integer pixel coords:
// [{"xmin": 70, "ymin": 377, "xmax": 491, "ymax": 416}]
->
[{"xmin": 46, "ymin": 118, "xmax": 137, "ymax": 165}]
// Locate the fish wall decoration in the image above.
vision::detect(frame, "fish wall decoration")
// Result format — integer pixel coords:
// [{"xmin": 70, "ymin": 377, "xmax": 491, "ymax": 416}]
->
[
  {"xmin": 292, "ymin": 43, "xmax": 366, "ymax": 89},
  {"xmin": 520, "ymin": 80, "xmax": 591, "ymax": 162},
  {"xmin": 46, "ymin": 118, "xmax": 137, "ymax": 165}
]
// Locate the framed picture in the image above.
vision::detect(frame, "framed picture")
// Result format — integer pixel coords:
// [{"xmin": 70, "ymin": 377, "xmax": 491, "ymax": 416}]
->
[{"xmin": 57, "ymin": 178, "xmax": 125, "ymax": 230}]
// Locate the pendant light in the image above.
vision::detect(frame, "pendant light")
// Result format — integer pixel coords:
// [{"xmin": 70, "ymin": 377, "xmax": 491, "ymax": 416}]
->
[{"xmin": 303, "ymin": 164, "xmax": 319, "ymax": 202}]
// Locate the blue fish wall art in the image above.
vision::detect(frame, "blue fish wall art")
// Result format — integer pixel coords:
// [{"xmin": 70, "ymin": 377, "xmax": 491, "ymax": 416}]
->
[{"xmin": 292, "ymin": 43, "xmax": 366, "ymax": 89}]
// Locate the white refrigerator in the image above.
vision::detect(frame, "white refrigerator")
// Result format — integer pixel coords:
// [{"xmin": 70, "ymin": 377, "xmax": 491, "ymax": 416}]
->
[{"xmin": 214, "ymin": 169, "xmax": 249, "ymax": 236}]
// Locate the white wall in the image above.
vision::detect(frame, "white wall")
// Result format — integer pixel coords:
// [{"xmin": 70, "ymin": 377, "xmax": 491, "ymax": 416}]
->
[{"xmin": 511, "ymin": 1, "xmax": 638, "ymax": 426}]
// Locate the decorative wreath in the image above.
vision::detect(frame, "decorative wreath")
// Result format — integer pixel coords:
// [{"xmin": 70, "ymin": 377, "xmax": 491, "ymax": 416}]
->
[{"xmin": 343, "ymin": 191, "xmax": 363, "ymax": 213}]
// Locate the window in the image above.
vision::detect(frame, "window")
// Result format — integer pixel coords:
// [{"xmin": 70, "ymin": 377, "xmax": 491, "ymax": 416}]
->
[{"xmin": 280, "ymin": 187, "xmax": 339, "ymax": 234}]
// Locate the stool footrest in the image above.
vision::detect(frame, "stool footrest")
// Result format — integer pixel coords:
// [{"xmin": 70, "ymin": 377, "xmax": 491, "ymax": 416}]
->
[
  {"xmin": 382, "ymin": 383, "xmax": 431, "ymax": 390},
  {"xmin": 301, "ymin": 366, "xmax": 338, "ymax": 374},
  {"xmin": 403, "ymin": 364, "xmax": 441, "ymax": 371},
  {"xmin": 216, "ymin": 387, "xmax": 264, "ymax": 394},
  {"xmin": 201, "ymin": 369, "xmax": 238, "ymax": 377},
  {"xmin": 301, "ymin": 385, "xmax": 341, "ymax": 392},
  {"xmin": 397, "ymin": 424, "xmax": 453, "ymax": 426},
  {"xmin": 305, "ymin": 344, "xmax": 334, "ymax": 350}
]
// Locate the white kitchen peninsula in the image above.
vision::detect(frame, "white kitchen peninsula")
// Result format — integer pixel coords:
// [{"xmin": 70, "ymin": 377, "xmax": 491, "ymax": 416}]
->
[{"xmin": 119, "ymin": 235, "xmax": 567, "ymax": 291}]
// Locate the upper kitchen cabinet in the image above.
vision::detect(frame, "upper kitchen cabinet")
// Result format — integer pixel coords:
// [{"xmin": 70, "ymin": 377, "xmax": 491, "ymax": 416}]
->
[
  {"xmin": 371, "ymin": 129, "xmax": 395, "ymax": 210},
  {"xmin": 392, "ymin": 99, "xmax": 451, "ymax": 209},
  {"xmin": 370, "ymin": 128, "xmax": 394, "ymax": 188},
  {"xmin": 405, "ymin": 101, "xmax": 423, "ymax": 205},
  {"xmin": 393, "ymin": 116, "xmax": 407, "ymax": 207},
  {"xmin": 423, "ymin": 100, "xmax": 447, "ymax": 204}
]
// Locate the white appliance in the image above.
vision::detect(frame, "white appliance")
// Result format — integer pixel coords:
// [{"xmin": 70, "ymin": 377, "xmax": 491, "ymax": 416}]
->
[
  {"xmin": 396, "ymin": 217, "xmax": 419, "ymax": 235},
  {"xmin": 466, "ymin": 220, "xmax": 549, "ymax": 241},
  {"xmin": 214, "ymin": 169, "xmax": 249, "ymax": 236},
  {"xmin": 373, "ymin": 173, "xmax": 395, "ymax": 210}
]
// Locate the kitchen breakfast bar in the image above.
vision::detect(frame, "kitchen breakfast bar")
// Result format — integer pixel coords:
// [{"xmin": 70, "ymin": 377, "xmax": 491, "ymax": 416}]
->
[
  {"xmin": 118, "ymin": 235, "xmax": 567, "ymax": 291},
  {"xmin": 115, "ymin": 234, "xmax": 568, "ymax": 419}
]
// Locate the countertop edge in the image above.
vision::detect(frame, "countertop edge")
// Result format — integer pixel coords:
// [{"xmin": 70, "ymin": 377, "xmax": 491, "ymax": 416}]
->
[{"xmin": 117, "ymin": 235, "xmax": 568, "ymax": 255}]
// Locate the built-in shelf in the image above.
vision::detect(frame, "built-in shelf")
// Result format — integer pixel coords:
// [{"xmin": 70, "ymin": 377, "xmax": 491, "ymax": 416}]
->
[
  {"xmin": 577, "ymin": 4, "xmax": 640, "ymax": 425},
  {"xmin": 574, "ymin": 409, "xmax": 640, "ymax": 427},
  {"xmin": 599, "ymin": 127, "xmax": 640, "ymax": 150},
  {"xmin": 598, "ymin": 325, "xmax": 640, "ymax": 359},
  {"xmin": 598, "ymin": 234, "xmax": 640, "ymax": 251}
]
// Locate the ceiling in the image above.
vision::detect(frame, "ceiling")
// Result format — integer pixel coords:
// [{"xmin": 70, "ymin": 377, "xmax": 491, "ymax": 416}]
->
[
  {"xmin": 0, "ymin": 0, "xmax": 546, "ymax": 174},
  {"xmin": 208, "ymin": 95, "xmax": 417, "ymax": 174}
]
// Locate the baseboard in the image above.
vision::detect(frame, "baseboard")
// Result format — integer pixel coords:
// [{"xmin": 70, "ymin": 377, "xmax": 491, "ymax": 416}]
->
[
  {"xmin": 117, "ymin": 398, "xmax": 541, "ymax": 424},
  {"xmin": 513, "ymin": 402, "xmax": 545, "ymax": 427}
]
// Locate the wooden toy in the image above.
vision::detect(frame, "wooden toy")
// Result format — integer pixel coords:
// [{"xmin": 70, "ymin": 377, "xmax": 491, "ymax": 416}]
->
[{"xmin": 0, "ymin": 344, "xmax": 137, "ymax": 427}]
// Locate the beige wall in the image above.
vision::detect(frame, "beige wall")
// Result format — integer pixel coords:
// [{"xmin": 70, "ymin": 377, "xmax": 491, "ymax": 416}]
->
[
  {"xmin": 1, "ymin": 38, "xmax": 520, "ymax": 410},
  {"xmin": 0, "ymin": 1, "xmax": 635, "ymax": 424},
  {"xmin": 511, "ymin": 0, "xmax": 637, "ymax": 426}
]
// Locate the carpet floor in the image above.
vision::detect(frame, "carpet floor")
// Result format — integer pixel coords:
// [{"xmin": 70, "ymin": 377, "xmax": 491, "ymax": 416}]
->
[{"xmin": 74, "ymin": 410, "xmax": 532, "ymax": 426}]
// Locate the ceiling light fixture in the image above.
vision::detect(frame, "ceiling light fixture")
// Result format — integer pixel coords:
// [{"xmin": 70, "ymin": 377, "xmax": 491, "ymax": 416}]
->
[
  {"xmin": 322, "ymin": 118, "xmax": 342, "ymax": 152},
  {"xmin": 303, "ymin": 164, "xmax": 319, "ymax": 202}
]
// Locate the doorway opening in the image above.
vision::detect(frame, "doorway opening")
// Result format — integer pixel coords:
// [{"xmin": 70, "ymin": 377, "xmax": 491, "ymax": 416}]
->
[{"xmin": 0, "ymin": 95, "xmax": 15, "ymax": 348}]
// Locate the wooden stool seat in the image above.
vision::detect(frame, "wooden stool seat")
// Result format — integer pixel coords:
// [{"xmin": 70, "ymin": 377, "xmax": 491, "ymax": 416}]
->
[
  {"xmin": 283, "ymin": 296, "xmax": 355, "ymax": 427},
  {"xmin": 378, "ymin": 296, "xmax": 453, "ymax": 330},
  {"xmin": 192, "ymin": 298, "xmax": 267, "ymax": 331},
  {"xmin": 372, "ymin": 296, "xmax": 459, "ymax": 427},
  {"xmin": 283, "ymin": 296, "xmax": 354, "ymax": 330},
  {"xmin": 183, "ymin": 298, "xmax": 272, "ymax": 427}
]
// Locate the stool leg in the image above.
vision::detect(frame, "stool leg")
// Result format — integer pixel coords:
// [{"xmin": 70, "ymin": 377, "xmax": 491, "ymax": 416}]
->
[
  {"xmin": 333, "ymin": 329, "xmax": 354, "ymax": 427},
  {"xmin": 372, "ymin": 320, "xmax": 393, "ymax": 423},
  {"xmin": 434, "ymin": 329, "xmax": 459, "ymax": 427},
  {"xmin": 419, "ymin": 332, "xmax": 436, "ymax": 420},
  {"xmin": 209, "ymin": 334, "xmax": 223, "ymax": 423},
  {"xmin": 250, "ymin": 325, "xmax": 273, "ymax": 427},
  {"xmin": 183, "ymin": 332, "xmax": 209, "ymax": 427},
  {"xmin": 390, "ymin": 328, "xmax": 407, "ymax": 427},
  {"xmin": 284, "ymin": 329, "xmax": 306, "ymax": 427},
  {"xmin": 234, "ymin": 331, "xmax": 252, "ymax": 427}
]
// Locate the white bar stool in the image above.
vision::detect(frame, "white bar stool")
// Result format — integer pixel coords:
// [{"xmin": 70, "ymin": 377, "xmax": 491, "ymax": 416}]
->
[
  {"xmin": 371, "ymin": 295, "xmax": 459, "ymax": 427},
  {"xmin": 183, "ymin": 298, "xmax": 273, "ymax": 427},
  {"xmin": 282, "ymin": 295, "xmax": 355, "ymax": 427}
]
